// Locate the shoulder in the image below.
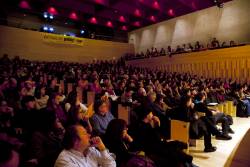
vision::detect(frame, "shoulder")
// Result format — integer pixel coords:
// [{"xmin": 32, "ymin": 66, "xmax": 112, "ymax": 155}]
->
[{"xmin": 55, "ymin": 150, "xmax": 74, "ymax": 162}]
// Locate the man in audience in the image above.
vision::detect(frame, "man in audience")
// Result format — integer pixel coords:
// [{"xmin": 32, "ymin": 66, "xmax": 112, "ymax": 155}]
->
[
  {"xmin": 194, "ymin": 41, "xmax": 201, "ymax": 50},
  {"xmin": 194, "ymin": 93, "xmax": 233, "ymax": 140},
  {"xmin": 54, "ymin": 125, "xmax": 116, "ymax": 167},
  {"xmin": 211, "ymin": 37, "xmax": 220, "ymax": 48},
  {"xmin": 174, "ymin": 96, "xmax": 217, "ymax": 152},
  {"xmin": 131, "ymin": 105, "xmax": 193, "ymax": 167}
]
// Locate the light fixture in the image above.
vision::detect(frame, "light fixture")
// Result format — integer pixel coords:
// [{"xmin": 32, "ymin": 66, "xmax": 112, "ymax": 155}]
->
[
  {"xmin": 80, "ymin": 30, "xmax": 85, "ymax": 34},
  {"xmin": 43, "ymin": 26, "xmax": 48, "ymax": 31},
  {"xmin": 49, "ymin": 27, "xmax": 54, "ymax": 32}
]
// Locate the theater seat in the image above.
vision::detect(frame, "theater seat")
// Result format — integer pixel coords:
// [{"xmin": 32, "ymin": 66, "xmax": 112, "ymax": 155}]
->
[
  {"xmin": 227, "ymin": 101, "xmax": 236, "ymax": 117},
  {"xmin": 87, "ymin": 91, "xmax": 95, "ymax": 106},
  {"xmin": 118, "ymin": 104, "xmax": 130, "ymax": 124},
  {"xmin": 170, "ymin": 120, "xmax": 190, "ymax": 152}
]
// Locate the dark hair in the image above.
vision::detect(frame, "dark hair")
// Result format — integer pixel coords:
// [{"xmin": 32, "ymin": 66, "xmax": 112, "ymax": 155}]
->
[
  {"xmin": 155, "ymin": 93, "xmax": 165, "ymax": 103},
  {"xmin": 68, "ymin": 105, "xmax": 82, "ymax": 125},
  {"xmin": 136, "ymin": 104, "xmax": 153, "ymax": 120},
  {"xmin": 63, "ymin": 125, "xmax": 80, "ymax": 150},
  {"xmin": 47, "ymin": 93, "xmax": 61, "ymax": 107},
  {"xmin": 37, "ymin": 109, "xmax": 57, "ymax": 132},
  {"xmin": 21, "ymin": 95, "xmax": 35, "ymax": 108},
  {"xmin": 94, "ymin": 99, "xmax": 107, "ymax": 113},
  {"xmin": 105, "ymin": 119, "xmax": 127, "ymax": 142},
  {"xmin": 34, "ymin": 85, "xmax": 46, "ymax": 99},
  {"xmin": 195, "ymin": 92, "xmax": 206, "ymax": 101},
  {"xmin": 180, "ymin": 95, "xmax": 192, "ymax": 107},
  {"xmin": 66, "ymin": 90, "xmax": 78, "ymax": 105},
  {"xmin": 0, "ymin": 140, "xmax": 16, "ymax": 166}
]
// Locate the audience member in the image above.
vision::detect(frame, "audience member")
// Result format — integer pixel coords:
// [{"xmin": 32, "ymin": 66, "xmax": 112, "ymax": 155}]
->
[{"xmin": 54, "ymin": 125, "xmax": 116, "ymax": 167}]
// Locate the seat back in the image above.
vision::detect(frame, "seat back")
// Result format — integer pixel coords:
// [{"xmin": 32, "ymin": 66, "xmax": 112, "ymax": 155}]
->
[
  {"xmin": 67, "ymin": 83, "xmax": 73, "ymax": 95},
  {"xmin": 118, "ymin": 104, "xmax": 130, "ymax": 124},
  {"xmin": 87, "ymin": 91, "xmax": 95, "ymax": 106},
  {"xmin": 170, "ymin": 120, "xmax": 190, "ymax": 148}
]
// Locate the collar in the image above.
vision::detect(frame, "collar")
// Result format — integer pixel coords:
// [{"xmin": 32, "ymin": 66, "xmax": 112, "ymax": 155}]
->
[{"xmin": 69, "ymin": 149, "xmax": 88, "ymax": 158}]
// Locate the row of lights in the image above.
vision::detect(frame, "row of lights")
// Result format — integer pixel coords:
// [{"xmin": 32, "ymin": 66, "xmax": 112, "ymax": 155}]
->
[
  {"xmin": 42, "ymin": 25, "xmax": 86, "ymax": 36},
  {"xmin": 42, "ymin": 26, "xmax": 54, "ymax": 32},
  {"xmin": 43, "ymin": 12, "xmax": 54, "ymax": 20},
  {"xmin": 19, "ymin": 1, "xmax": 177, "ymax": 30},
  {"xmin": 44, "ymin": 6, "xmax": 175, "ymax": 30}
]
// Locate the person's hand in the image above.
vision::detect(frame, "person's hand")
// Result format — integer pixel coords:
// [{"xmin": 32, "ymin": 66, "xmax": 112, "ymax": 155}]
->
[
  {"xmin": 190, "ymin": 103, "xmax": 195, "ymax": 109},
  {"xmin": 194, "ymin": 113, "xmax": 199, "ymax": 120},
  {"xmin": 90, "ymin": 137, "xmax": 106, "ymax": 151},
  {"xmin": 15, "ymin": 128, "xmax": 23, "ymax": 135},
  {"xmin": 26, "ymin": 159, "xmax": 38, "ymax": 166},
  {"xmin": 152, "ymin": 116, "xmax": 160, "ymax": 127},
  {"xmin": 123, "ymin": 133, "xmax": 133, "ymax": 143}
]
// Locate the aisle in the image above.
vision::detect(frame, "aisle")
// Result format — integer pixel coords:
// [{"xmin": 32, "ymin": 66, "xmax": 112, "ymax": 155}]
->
[{"xmin": 189, "ymin": 117, "xmax": 250, "ymax": 167}]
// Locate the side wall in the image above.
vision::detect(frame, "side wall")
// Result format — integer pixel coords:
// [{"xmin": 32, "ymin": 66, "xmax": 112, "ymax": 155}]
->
[
  {"xmin": 0, "ymin": 25, "xmax": 133, "ymax": 62},
  {"xmin": 126, "ymin": 45, "xmax": 250, "ymax": 83},
  {"xmin": 128, "ymin": 0, "xmax": 250, "ymax": 53}
]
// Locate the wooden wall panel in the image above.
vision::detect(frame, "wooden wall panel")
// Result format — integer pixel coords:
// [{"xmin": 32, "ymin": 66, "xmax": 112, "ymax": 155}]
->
[
  {"xmin": 0, "ymin": 26, "xmax": 133, "ymax": 63},
  {"xmin": 127, "ymin": 45, "xmax": 250, "ymax": 82}
]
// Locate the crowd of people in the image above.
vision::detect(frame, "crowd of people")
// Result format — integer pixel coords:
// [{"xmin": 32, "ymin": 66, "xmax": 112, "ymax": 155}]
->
[
  {"xmin": 125, "ymin": 38, "xmax": 242, "ymax": 60},
  {"xmin": 0, "ymin": 54, "xmax": 250, "ymax": 167}
]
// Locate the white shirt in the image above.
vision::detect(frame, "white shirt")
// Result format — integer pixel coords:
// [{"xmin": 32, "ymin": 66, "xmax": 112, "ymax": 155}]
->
[
  {"xmin": 54, "ymin": 147, "xmax": 116, "ymax": 167},
  {"xmin": 65, "ymin": 103, "xmax": 88, "ymax": 112}
]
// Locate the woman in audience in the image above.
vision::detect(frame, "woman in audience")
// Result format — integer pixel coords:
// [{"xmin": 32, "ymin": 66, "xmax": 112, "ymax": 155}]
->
[
  {"xmin": 20, "ymin": 81, "xmax": 36, "ymax": 98},
  {"xmin": 104, "ymin": 119, "xmax": 135, "ymax": 166},
  {"xmin": 47, "ymin": 93, "xmax": 68, "ymax": 126},
  {"xmin": 237, "ymin": 86, "xmax": 250, "ymax": 116},
  {"xmin": 66, "ymin": 91, "xmax": 93, "ymax": 133},
  {"xmin": 90, "ymin": 79, "xmax": 102, "ymax": 94},
  {"xmin": 90, "ymin": 99, "xmax": 114, "ymax": 136},
  {"xmin": 34, "ymin": 85, "xmax": 49, "ymax": 110},
  {"xmin": 27, "ymin": 110, "xmax": 65, "ymax": 167}
]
